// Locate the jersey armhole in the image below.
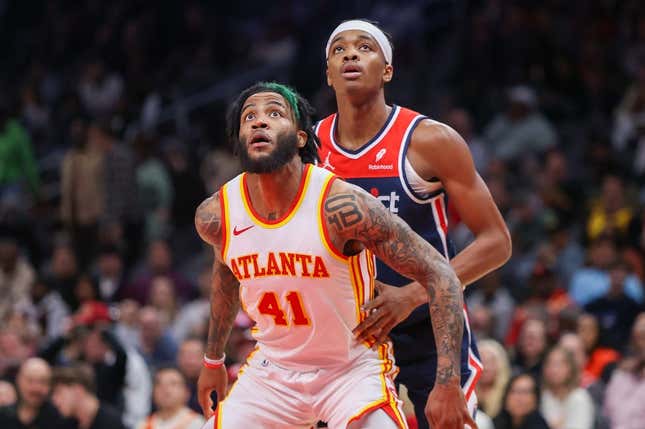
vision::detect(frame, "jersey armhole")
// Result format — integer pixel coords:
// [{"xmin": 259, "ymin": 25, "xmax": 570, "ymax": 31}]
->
[
  {"xmin": 219, "ymin": 183, "xmax": 231, "ymax": 261},
  {"xmin": 317, "ymin": 175, "xmax": 349, "ymax": 262}
]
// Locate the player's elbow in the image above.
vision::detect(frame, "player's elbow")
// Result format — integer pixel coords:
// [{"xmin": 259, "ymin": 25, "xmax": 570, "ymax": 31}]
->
[{"xmin": 496, "ymin": 224, "xmax": 512, "ymax": 265}]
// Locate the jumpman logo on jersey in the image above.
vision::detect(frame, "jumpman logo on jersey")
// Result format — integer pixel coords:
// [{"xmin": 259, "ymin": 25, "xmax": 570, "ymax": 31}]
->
[{"xmin": 321, "ymin": 152, "xmax": 335, "ymax": 171}]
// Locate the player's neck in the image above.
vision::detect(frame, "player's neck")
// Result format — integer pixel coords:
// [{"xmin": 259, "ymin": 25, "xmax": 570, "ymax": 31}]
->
[
  {"xmin": 245, "ymin": 157, "xmax": 305, "ymax": 220},
  {"xmin": 335, "ymin": 92, "xmax": 390, "ymax": 150}
]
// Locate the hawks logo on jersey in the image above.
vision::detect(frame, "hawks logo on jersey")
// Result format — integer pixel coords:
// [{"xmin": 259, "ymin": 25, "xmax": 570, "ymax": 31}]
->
[{"xmin": 229, "ymin": 252, "xmax": 330, "ymax": 280}]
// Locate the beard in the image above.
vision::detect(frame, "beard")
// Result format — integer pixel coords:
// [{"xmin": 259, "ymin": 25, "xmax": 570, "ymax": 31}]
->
[{"xmin": 238, "ymin": 130, "xmax": 299, "ymax": 173}]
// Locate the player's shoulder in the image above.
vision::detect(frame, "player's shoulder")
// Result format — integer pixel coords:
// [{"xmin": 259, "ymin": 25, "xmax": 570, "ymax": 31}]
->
[
  {"xmin": 195, "ymin": 191, "xmax": 222, "ymax": 246},
  {"xmin": 411, "ymin": 117, "xmax": 466, "ymax": 148}
]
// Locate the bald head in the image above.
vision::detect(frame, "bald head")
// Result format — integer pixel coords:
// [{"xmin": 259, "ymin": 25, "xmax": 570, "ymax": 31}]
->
[{"xmin": 17, "ymin": 358, "xmax": 52, "ymax": 408}]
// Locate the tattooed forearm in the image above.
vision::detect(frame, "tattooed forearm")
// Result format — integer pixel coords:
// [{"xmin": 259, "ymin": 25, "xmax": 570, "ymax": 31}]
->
[
  {"xmin": 195, "ymin": 194, "xmax": 221, "ymax": 247},
  {"xmin": 206, "ymin": 259, "xmax": 240, "ymax": 358},
  {"xmin": 324, "ymin": 186, "xmax": 464, "ymax": 385}
]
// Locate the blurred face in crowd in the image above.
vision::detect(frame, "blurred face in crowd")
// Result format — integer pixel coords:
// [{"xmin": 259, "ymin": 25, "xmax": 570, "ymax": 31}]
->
[
  {"xmin": 153, "ymin": 369, "xmax": 189, "ymax": 412},
  {"xmin": 52, "ymin": 245, "xmax": 77, "ymax": 278},
  {"xmin": 0, "ymin": 239, "xmax": 18, "ymax": 273},
  {"xmin": 608, "ymin": 263, "xmax": 628, "ymax": 294},
  {"xmin": 479, "ymin": 345, "xmax": 500, "ymax": 386},
  {"xmin": 544, "ymin": 347, "xmax": 577, "ymax": 390},
  {"xmin": 0, "ymin": 380, "xmax": 17, "ymax": 406},
  {"xmin": 601, "ymin": 175, "xmax": 624, "ymax": 211},
  {"xmin": 51, "ymin": 383, "xmax": 79, "ymax": 417},
  {"xmin": 326, "ymin": 30, "xmax": 393, "ymax": 97},
  {"xmin": 589, "ymin": 239, "xmax": 616, "ymax": 270},
  {"xmin": 148, "ymin": 240, "xmax": 172, "ymax": 273},
  {"xmin": 139, "ymin": 307, "xmax": 163, "ymax": 343},
  {"xmin": 445, "ymin": 108, "xmax": 473, "ymax": 141},
  {"xmin": 632, "ymin": 313, "xmax": 645, "ymax": 355},
  {"xmin": 98, "ymin": 251, "xmax": 122, "ymax": 277},
  {"xmin": 149, "ymin": 276, "xmax": 176, "ymax": 312},
  {"xmin": 558, "ymin": 332, "xmax": 587, "ymax": 373},
  {"xmin": 505, "ymin": 375, "xmax": 538, "ymax": 420},
  {"xmin": 177, "ymin": 339, "xmax": 205, "ymax": 381},
  {"xmin": 519, "ymin": 319, "xmax": 547, "ymax": 361},
  {"xmin": 82, "ymin": 328, "xmax": 109, "ymax": 363},
  {"xmin": 75, "ymin": 275, "xmax": 97, "ymax": 303},
  {"xmin": 16, "ymin": 359, "xmax": 51, "ymax": 409},
  {"xmin": 577, "ymin": 314, "xmax": 599, "ymax": 352}
]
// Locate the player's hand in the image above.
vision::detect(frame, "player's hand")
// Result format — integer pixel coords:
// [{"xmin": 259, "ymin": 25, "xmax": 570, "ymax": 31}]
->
[
  {"xmin": 426, "ymin": 384, "xmax": 477, "ymax": 429},
  {"xmin": 352, "ymin": 281, "xmax": 425, "ymax": 344},
  {"xmin": 197, "ymin": 365, "xmax": 228, "ymax": 419}
]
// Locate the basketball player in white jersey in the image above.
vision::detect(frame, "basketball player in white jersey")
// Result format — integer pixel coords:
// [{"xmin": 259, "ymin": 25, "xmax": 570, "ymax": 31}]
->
[{"xmin": 195, "ymin": 82, "xmax": 475, "ymax": 428}]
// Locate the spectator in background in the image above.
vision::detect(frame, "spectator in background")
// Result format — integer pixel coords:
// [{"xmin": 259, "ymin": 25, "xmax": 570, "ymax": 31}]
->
[
  {"xmin": 176, "ymin": 338, "xmax": 204, "ymax": 413},
  {"xmin": 44, "ymin": 243, "xmax": 79, "ymax": 312},
  {"xmin": 94, "ymin": 245, "xmax": 126, "ymax": 303},
  {"xmin": 51, "ymin": 364, "xmax": 125, "ymax": 429},
  {"xmin": 445, "ymin": 107, "xmax": 489, "ymax": 172},
  {"xmin": 125, "ymin": 239, "xmax": 193, "ymax": 305},
  {"xmin": 0, "ymin": 233, "xmax": 36, "ymax": 323},
  {"xmin": 60, "ymin": 118, "xmax": 104, "ymax": 269},
  {"xmin": 163, "ymin": 138, "xmax": 207, "ymax": 261},
  {"xmin": 579, "ymin": 313, "xmax": 622, "ymax": 386},
  {"xmin": 477, "ymin": 339, "xmax": 511, "ymax": 419},
  {"xmin": 466, "ymin": 270, "xmax": 515, "ymax": 341},
  {"xmin": 77, "ymin": 59, "xmax": 124, "ymax": 119},
  {"xmin": 170, "ymin": 265, "xmax": 210, "ymax": 344},
  {"xmin": 540, "ymin": 346, "xmax": 595, "ymax": 429},
  {"xmin": 137, "ymin": 306, "xmax": 178, "ymax": 371},
  {"xmin": 547, "ymin": 223, "xmax": 585, "ymax": 286},
  {"xmin": 512, "ymin": 318, "xmax": 549, "ymax": 380},
  {"xmin": 586, "ymin": 174, "xmax": 634, "ymax": 243},
  {"xmin": 537, "ymin": 149, "xmax": 584, "ymax": 226},
  {"xmin": 148, "ymin": 276, "xmax": 178, "ymax": 328},
  {"xmin": 604, "ymin": 313, "xmax": 645, "ymax": 429},
  {"xmin": 29, "ymin": 277, "xmax": 69, "ymax": 341},
  {"xmin": 136, "ymin": 367, "xmax": 204, "ymax": 429},
  {"xmin": 132, "ymin": 134, "xmax": 173, "ymax": 242},
  {"xmin": 89, "ymin": 120, "xmax": 142, "ymax": 266},
  {"xmin": 0, "ymin": 380, "xmax": 16, "ymax": 406},
  {"xmin": 569, "ymin": 235, "xmax": 643, "ymax": 306},
  {"xmin": 39, "ymin": 303, "xmax": 127, "ymax": 410},
  {"xmin": 0, "ymin": 99, "xmax": 40, "ymax": 215},
  {"xmin": 0, "ymin": 358, "xmax": 73, "ymax": 429},
  {"xmin": 484, "ymin": 85, "xmax": 557, "ymax": 162},
  {"xmin": 0, "ymin": 329, "xmax": 36, "ymax": 382},
  {"xmin": 493, "ymin": 373, "xmax": 550, "ymax": 429},
  {"xmin": 584, "ymin": 259, "xmax": 642, "ymax": 351}
]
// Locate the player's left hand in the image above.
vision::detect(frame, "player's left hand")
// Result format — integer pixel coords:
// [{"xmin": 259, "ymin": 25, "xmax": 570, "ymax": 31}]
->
[
  {"xmin": 426, "ymin": 384, "xmax": 478, "ymax": 429},
  {"xmin": 352, "ymin": 281, "xmax": 425, "ymax": 344}
]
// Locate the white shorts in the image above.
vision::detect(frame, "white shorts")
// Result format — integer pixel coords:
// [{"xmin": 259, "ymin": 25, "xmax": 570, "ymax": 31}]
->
[{"xmin": 202, "ymin": 346, "xmax": 408, "ymax": 429}]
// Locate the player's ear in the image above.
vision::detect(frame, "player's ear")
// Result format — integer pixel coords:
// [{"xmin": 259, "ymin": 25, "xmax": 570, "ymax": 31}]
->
[
  {"xmin": 326, "ymin": 64, "xmax": 332, "ymax": 87},
  {"xmin": 296, "ymin": 130, "xmax": 307, "ymax": 148},
  {"xmin": 383, "ymin": 64, "xmax": 393, "ymax": 83}
]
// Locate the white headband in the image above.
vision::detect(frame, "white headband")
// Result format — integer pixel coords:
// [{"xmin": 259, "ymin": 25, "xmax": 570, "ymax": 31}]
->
[{"xmin": 325, "ymin": 20, "xmax": 392, "ymax": 65}]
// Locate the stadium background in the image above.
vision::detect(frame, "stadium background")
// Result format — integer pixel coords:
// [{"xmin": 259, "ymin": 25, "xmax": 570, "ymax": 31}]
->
[{"xmin": 1, "ymin": 0, "xmax": 645, "ymax": 428}]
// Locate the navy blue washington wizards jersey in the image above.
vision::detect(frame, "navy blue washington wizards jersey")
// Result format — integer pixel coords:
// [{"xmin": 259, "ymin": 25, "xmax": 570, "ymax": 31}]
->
[{"xmin": 316, "ymin": 106, "xmax": 481, "ymax": 399}]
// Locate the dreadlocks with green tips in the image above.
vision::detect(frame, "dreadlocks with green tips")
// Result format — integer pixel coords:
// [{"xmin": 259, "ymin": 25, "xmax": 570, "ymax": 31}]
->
[{"xmin": 226, "ymin": 82, "xmax": 320, "ymax": 165}]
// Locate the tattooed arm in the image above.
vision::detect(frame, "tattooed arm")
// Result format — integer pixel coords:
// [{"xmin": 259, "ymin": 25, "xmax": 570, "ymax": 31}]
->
[
  {"xmin": 194, "ymin": 193, "xmax": 240, "ymax": 417},
  {"xmin": 323, "ymin": 180, "xmax": 475, "ymax": 428},
  {"xmin": 323, "ymin": 179, "xmax": 463, "ymax": 385}
]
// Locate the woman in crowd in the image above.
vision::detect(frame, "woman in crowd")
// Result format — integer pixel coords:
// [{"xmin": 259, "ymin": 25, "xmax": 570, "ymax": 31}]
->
[
  {"xmin": 540, "ymin": 346, "xmax": 595, "ymax": 429},
  {"xmin": 477, "ymin": 339, "xmax": 511, "ymax": 419},
  {"xmin": 493, "ymin": 373, "xmax": 550, "ymax": 429}
]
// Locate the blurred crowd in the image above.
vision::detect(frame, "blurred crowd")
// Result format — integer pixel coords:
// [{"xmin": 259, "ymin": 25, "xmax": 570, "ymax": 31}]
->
[{"xmin": 1, "ymin": 1, "xmax": 645, "ymax": 428}]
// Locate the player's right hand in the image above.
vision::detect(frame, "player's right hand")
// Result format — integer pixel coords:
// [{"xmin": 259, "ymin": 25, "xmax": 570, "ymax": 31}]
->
[{"xmin": 197, "ymin": 365, "xmax": 228, "ymax": 419}]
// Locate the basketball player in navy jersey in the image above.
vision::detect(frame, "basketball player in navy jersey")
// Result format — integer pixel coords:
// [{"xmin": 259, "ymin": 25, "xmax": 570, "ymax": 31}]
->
[{"xmin": 317, "ymin": 20, "xmax": 511, "ymax": 428}]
